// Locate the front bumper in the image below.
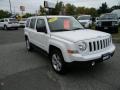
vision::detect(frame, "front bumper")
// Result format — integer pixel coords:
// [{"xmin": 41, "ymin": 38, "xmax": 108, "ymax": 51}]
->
[
  {"xmin": 66, "ymin": 44, "xmax": 115, "ymax": 63},
  {"xmin": 96, "ymin": 26, "xmax": 118, "ymax": 33},
  {"xmin": 7, "ymin": 24, "xmax": 20, "ymax": 28}
]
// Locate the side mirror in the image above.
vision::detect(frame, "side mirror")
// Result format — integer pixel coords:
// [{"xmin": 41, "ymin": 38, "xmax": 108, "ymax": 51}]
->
[{"xmin": 36, "ymin": 26, "xmax": 47, "ymax": 33}]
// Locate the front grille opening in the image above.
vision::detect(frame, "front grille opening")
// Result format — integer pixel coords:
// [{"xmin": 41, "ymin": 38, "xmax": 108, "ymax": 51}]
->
[
  {"xmin": 93, "ymin": 42, "xmax": 96, "ymax": 51},
  {"xmin": 97, "ymin": 41, "xmax": 99, "ymax": 50},
  {"xmin": 103, "ymin": 40, "xmax": 105, "ymax": 48},
  {"xmin": 100, "ymin": 40, "xmax": 102, "ymax": 49},
  {"xmin": 89, "ymin": 42, "xmax": 92, "ymax": 51},
  {"xmin": 106, "ymin": 39, "xmax": 108, "ymax": 47}
]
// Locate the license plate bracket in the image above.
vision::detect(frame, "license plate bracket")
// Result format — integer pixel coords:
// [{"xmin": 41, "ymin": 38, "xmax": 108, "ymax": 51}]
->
[
  {"xmin": 102, "ymin": 53, "xmax": 110, "ymax": 60},
  {"xmin": 104, "ymin": 27, "xmax": 108, "ymax": 29}
]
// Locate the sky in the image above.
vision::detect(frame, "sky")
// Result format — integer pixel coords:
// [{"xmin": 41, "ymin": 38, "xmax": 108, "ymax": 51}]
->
[{"xmin": 0, "ymin": 0, "xmax": 119, "ymax": 14}]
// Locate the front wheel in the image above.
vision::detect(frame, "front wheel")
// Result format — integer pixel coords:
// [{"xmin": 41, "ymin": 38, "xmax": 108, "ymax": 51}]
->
[
  {"xmin": 4, "ymin": 25, "xmax": 8, "ymax": 30},
  {"xmin": 50, "ymin": 49, "xmax": 66, "ymax": 74},
  {"xmin": 25, "ymin": 38, "xmax": 33, "ymax": 51}
]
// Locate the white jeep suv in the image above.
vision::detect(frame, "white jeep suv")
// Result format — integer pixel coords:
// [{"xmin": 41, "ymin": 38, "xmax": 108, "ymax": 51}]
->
[{"xmin": 24, "ymin": 16, "xmax": 115, "ymax": 73}]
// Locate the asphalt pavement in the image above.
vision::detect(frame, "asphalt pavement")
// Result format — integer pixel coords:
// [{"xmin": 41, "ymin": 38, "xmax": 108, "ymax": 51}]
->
[{"xmin": 0, "ymin": 29, "xmax": 120, "ymax": 90}]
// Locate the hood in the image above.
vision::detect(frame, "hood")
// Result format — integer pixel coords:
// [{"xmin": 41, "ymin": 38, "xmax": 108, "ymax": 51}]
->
[{"xmin": 51, "ymin": 29, "xmax": 110, "ymax": 42}]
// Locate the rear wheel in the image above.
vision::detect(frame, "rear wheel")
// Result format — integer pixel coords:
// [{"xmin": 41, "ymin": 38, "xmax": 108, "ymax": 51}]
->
[
  {"xmin": 114, "ymin": 28, "xmax": 118, "ymax": 33},
  {"xmin": 50, "ymin": 49, "xmax": 66, "ymax": 74}
]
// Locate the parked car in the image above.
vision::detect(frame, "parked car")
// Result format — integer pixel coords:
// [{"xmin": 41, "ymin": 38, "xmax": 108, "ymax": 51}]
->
[
  {"xmin": 77, "ymin": 15, "xmax": 92, "ymax": 28},
  {"xmin": 0, "ymin": 18, "xmax": 19, "ymax": 30},
  {"xmin": 111, "ymin": 9, "xmax": 120, "ymax": 24},
  {"xmin": 19, "ymin": 18, "xmax": 27, "ymax": 28},
  {"xmin": 24, "ymin": 16, "xmax": 115, "ymax": 74},
  {"xmin": 95, "ymin": 13, "xmax": 119, "ymax": 33},
  {"xmin": 0, "ymin": 19, "xmax": 3, "ymax": 29}
]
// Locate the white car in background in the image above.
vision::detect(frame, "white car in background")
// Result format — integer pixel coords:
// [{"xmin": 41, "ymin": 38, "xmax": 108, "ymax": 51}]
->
[
  {"xmin": 19, "ymin": 18, "xmax": 27, "ymax": 28},
  {"xmin": 77, "ymin": 15, "xmax": 92, "ymax": 28},
  {"xmin": 0, "ymin": 18, "xmax": 19, "ymax": 30}
]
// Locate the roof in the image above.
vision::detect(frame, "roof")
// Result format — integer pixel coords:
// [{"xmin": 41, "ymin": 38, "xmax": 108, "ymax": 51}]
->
[{"xmin": 28, "ymin": 15, "xmax": 72, "ymax": 19}]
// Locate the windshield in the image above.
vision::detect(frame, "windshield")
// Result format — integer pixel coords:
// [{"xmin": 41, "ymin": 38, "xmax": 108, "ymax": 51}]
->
[
  {"xmin": 100, "ymin": 14, "xmax": 118, "ymax": 20},
  {"xmin": 47, "ymin": 16, "xmax": 84, "ymax": 32},
  {"xmin": 78, "ymin": 16, "xmax": 91, "ymax": 20}
]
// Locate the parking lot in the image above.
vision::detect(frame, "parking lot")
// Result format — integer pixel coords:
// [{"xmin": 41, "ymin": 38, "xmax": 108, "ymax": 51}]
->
[{"xmin": 0, "ymin": 29, "xmax": 120, "ymax": 90}]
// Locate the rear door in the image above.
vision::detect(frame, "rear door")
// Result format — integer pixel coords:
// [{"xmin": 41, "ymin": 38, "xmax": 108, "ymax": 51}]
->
[{"xmin": 27, "ymin": 18, "xmax": 37, "ymax": 44}]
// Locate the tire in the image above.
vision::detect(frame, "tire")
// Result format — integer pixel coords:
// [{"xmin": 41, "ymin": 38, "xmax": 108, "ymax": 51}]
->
[
  {"xmin": 25, "ymin": 38, "xmax": 33, "ymax": 51},
  {"xmin": 95, "ymin": 26, "xmax": 98, "ymax": 30},
  {"xmin": 15, "ymin": 27, "xmax": 18, "ymax": 30},
  {"xmin": 4, "ymin": 25, "xmax": 8, "ymax": 30},
  {"xmin": 50, "ymin": 49, "xmax": 66, "ymax": 74},
  {"xmin": 114, "ymin": 28, "xmax": 118, "ymax": 33}
]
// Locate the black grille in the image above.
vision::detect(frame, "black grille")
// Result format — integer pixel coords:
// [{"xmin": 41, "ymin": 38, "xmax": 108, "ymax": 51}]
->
[{"xmin": 101, "ymin": 21, "xmax": 112, "ymax": 26}]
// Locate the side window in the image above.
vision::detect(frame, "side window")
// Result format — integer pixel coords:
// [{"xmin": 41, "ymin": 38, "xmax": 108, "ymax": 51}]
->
[
  {"xmin": 0, "ymin": 19, "xmax": 4, "ymax": 22},
  {"xmin": 26, "ymin": 19, "xmax": 30, "ymax": 27},
  {"xmin": 36, "ymin": 19, "xmax": 47, "ymax": 33},
  {"xmin": 29, "ymin": 18, "xmax": 36, "ymax": 29}
]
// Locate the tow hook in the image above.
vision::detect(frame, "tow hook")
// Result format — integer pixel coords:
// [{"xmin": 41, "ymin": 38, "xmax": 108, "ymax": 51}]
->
[{"xmin": 91, "ymin": 61, "xmax": 95, "ymax": 66}]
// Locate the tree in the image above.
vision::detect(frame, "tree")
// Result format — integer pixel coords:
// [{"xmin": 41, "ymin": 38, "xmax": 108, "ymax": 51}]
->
[
  {"xmin": 39, "ymin": 5, "xmax": 46, "ymax": 15},
  {"xmin": 97, "ymin": 2, "xmax": 109, "ymax": 15},
  {"xmin": 0, "ymin": 10, "xmax": 11, "ymax": 19},
  {"xmin": 52, "ymin": 1, "xmax": 64, "ymax": 15},
  {"xmin": 22, "ymin": 13, "xmax": 33, "ymax": 18},
  {"xmin": 111, "ymin": 5, "xmax": 120, "ymax": 11},
  {"xmin": 76, "ymin": 7, "xmax": 97, "ymax": 17},
  {"xmin": 65, "ymin": 4, "xmax": 76, "ymax": 15}
]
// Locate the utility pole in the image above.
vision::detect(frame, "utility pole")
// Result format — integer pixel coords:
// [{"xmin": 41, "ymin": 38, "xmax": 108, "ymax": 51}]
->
[{"xmin": 9, "ymin": 0, "xmax": 12, "ymax": 14}]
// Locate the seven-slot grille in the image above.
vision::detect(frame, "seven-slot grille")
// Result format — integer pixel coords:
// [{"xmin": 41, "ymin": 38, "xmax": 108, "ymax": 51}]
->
[
  {"xmin": 89, "ymin": 37, "xmax": 111, "ymax": 52},
  {"xmin": 101, "ymin": 21, "xmax": 112, "ymax": 26}
]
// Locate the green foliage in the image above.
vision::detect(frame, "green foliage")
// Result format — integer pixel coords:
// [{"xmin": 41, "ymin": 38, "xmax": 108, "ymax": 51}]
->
[
  {"xmin": 0, "ymin": 10, "xmax": 11, "ymax": 19},
  {"xmin": 97, "ymin": 2, "xmax": 110, "ymax": 15},
  {"xmin": 76, "ymin": 7, "xmax": 98, "ymax": 17},
  {"xmin": 39, "ymin": 5, "xmax": 46, "ymax": 15},
  {"xmin": 52, "ymin": 1, "xmax": 64, "ymax": 15},
  {"xmin": 22, "ymin": 13, "xmax": 33, "ymax": 18},
  {"xmin": 65, "ymin": 4, "xmax": 76, "ymax": 15}
]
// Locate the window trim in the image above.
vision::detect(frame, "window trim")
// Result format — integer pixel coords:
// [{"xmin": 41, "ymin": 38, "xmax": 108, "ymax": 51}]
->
[
  {"xmin": 29, "ymin": 18, "xmax": 37, "ymax": 29},
  {"xmin": 26, "ymin": 19, "xmax": 30, "ymax": 27},
  {"xmin": 35, "ymin": 18, "xmax": 47, "ymax": 33}
]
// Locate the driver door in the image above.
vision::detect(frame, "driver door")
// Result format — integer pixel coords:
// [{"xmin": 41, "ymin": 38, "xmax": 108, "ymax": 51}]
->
[{"xmin": 35, "ymin": 18, "xmax": 49, "ymax": 51}]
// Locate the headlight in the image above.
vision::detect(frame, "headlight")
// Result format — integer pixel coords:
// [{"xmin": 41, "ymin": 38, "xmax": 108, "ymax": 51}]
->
[
  {"xmin": 112, "ymin": 21, "xmax": 118, "ymax": 25},
  {"xmin": 97, "ymin": 22, "xmax": 101, "ymax": 26},
  {"xmin": 79, "ymin": 42, "xmax": 87, "ymax": 51}
]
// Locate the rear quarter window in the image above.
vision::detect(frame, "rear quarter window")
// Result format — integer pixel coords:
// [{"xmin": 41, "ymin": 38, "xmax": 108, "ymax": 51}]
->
[
  {"xmin": 26, "ymin": 19, "xmax": 30, "ymax": 27},
  {"xmin": 29, "ymin": 18, "xmax": 36, "ymax": 29}
]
